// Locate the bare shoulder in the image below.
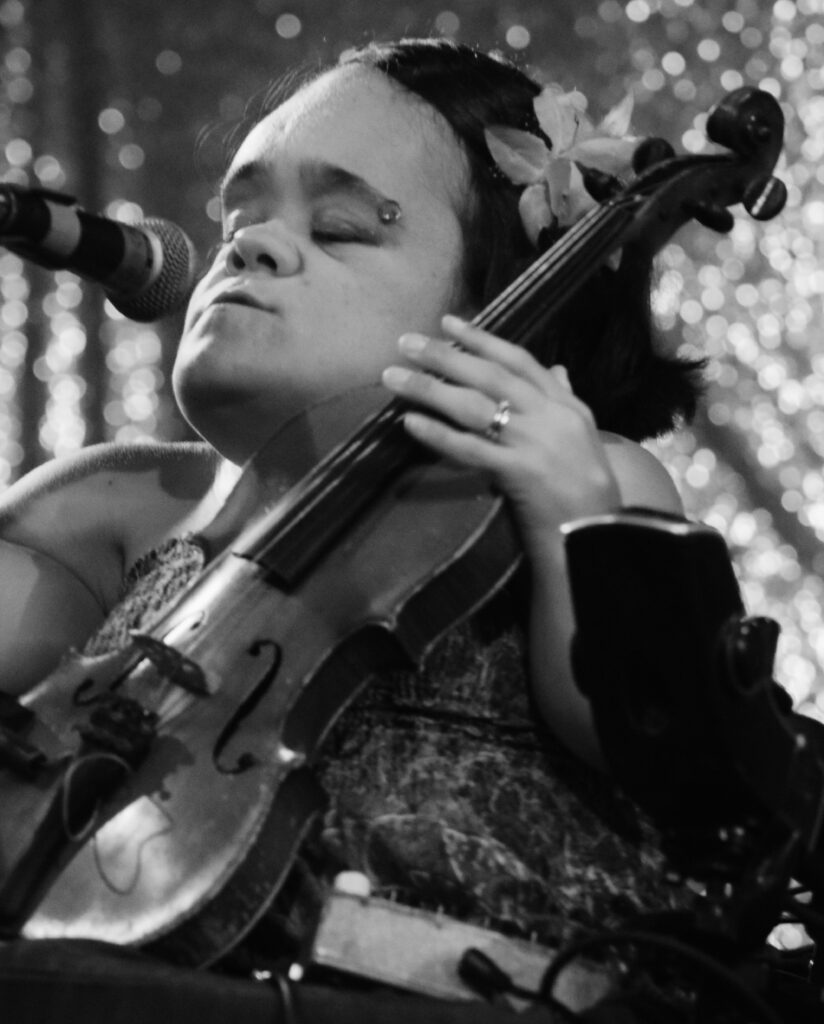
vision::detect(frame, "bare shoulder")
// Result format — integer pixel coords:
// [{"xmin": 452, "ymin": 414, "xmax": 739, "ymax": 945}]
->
[
  {"xmin": 0, "ymin": 440, "xmax": 219, "ymax": 531},
  {"xmin": 0, "ymin": 440, "xmax": 220, "ymax": 610},
  {"xmin": 599, "ymin": 431, "xmax": 682, "ymax": 514}
]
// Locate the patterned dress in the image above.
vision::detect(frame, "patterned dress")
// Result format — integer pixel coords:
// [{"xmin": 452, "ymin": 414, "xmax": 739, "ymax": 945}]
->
[{"xmin": 84, "ymin": 536, "xmax": 687, "ymax": 958}]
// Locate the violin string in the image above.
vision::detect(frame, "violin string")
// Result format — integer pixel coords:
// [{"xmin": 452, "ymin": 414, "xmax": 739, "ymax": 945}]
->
[
  {"xmin": 307, "ymin": 203, "xmax": 631, "ymax": 461},
  {"xmin": 241, "ymin": 200, "xmax": 637, "ymax": 569},
  {"xmin": 154, "ymin": 690, "xmax": 194, "ymax": 725},
  {"xmin": 297, "ymin": 201, "xmax": 634, "ymax": 468},
  {"xmin": 109, "ymin": 645, "xmax": 201, "ymax": 728},
  {"xmin": 495, "ymin": 220, "xmax": 635, "ymax": 344},
  {"xmin": 71, "ymin": 648, "xmax": 188, "ymax": 738},
  {"xmin": 235, "ymin": 199, "xmax": 639, "ymax": 573},
  {"xmin": 475, "ymin": 205, "xmax": 611, "ymax": 330},
  {"xmin": 128, "ymin": 200, "xmax": 641, "ymax": 683},
  {"xmin": 476, "ymin": 201, "xmax": 636, "ymax": 340}
]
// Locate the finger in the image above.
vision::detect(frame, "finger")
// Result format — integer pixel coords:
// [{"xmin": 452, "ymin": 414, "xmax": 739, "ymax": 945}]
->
[
  {"xmin": 440, "ymin": 315, "xmax": 558, "ymax": 394},
  {"xmin": 438, "ymin": 318, "xmax": 585, "ymax": 410},
  {"xmin": 383, "ymin": 365, "xmax": 502, "ymax": 436},
  {"xmin": 398, "ymin": 331, "xmax": 542, "ymax": 414},
  {"xmin": 402, "ymin": 410, "xmax": 520, "ymax": 470}
]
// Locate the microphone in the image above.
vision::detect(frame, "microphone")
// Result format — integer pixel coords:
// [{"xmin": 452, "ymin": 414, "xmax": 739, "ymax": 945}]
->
[{"xmin": 0, "ymin": 183, "xmax": 198, "ymax": 322}]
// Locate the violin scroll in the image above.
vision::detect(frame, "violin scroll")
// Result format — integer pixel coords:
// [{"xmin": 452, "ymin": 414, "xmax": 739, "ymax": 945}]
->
[
  {"xmin": 631, "ymin": 137, "xmax": 737, "ymax": 234},
  {"xmin": 603, "ymin": 85, "xmax": 789, "ymax": 263},
  {"xmin": 706, "ymin": 86, "xmax": 788, "ymax": 221}
]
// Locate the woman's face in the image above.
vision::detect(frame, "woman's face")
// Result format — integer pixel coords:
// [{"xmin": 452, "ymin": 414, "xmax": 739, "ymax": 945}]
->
[{"xmin": 174, "ymin": 66, "xmax": 469, "ymax": 464}]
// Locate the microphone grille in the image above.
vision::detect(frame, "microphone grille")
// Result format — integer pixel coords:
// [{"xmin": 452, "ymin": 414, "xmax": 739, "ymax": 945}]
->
[{"xmin": 107, "ymin": 217, "xmax": 198, "ymax": 322}]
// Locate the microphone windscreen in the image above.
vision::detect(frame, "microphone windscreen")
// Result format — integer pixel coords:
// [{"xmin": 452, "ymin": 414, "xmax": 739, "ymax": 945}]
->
[{"xmin": 107, "ymin": 218, "xmax": 198, "ymax": 322}]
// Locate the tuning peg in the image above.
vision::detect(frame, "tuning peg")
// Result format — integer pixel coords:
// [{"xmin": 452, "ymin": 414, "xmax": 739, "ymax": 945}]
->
[
  {"xmin": 743, "ymin": 175, "xmax": 787, "ymax": 220},
  {"xmin": 632, "ymin": 136, "xmax": 676, "ymax": 173},
  {"xmin": 683, "ymin": 200, "xmax": 735, "ymax": 233},
  {"xmin": 580, "ymin": 166, "xmax": 623, "ymax": 202}
]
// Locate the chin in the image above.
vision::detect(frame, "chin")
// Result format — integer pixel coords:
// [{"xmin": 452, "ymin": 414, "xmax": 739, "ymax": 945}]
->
[
  {"xmin": 175, "ymin": 380, "xmax": 296, "ymax": 467},
  {"xmin": 179, "ymin": 406, "xmax": 270, "ymax": 465}
]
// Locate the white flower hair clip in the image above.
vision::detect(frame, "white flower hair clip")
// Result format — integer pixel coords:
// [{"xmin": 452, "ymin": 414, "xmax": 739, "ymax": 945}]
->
[{"xmin": 484, "ymin": 85, "xmax": 639, "ymax": 247}]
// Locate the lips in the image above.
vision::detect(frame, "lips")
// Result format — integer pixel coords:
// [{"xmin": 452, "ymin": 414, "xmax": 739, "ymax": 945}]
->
[{"xmin": 209, "ymin": 289, "xmax": 270, "ymax": 312}]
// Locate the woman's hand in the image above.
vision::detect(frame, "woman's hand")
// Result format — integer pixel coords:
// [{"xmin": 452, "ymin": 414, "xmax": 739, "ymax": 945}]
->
[
  {"xmin": 381, "ymin": 314, "xmax": 621, "ymax": 557},
  {"xmin": 382, "ymin": 314, "xmax": 682, "ymax": 768}
]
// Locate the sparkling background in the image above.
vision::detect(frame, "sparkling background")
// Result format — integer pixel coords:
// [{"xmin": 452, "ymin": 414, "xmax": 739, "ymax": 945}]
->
[{"xmin": 1, "ymin": 0, "xmax": 823, "ymax": 743}]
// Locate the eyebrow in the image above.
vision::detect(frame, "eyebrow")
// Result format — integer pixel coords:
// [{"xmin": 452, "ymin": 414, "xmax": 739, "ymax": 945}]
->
[{"xmin": 219, "ymin": 158, "xmax": 396, "ymax": 210}]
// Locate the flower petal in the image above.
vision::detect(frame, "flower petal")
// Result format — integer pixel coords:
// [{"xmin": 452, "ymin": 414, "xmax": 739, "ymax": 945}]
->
[
  {"xmin": 543, "ymin": 158, "xmax": 572, "ymax": 224},
  {"xmin": 563, "ymin": 163, "xmax": 599, "ymax": 227},
  {"xmin": 518, "ymin": 182, "xmax": 555, "ymax": 246},
  {"xmin": 534, "ymin": 88, "xmax": 589, "ymax": 153},
  {"xmin": 484, "ymin": 126, "xmax": 549, "ymax": 184},
  {"xmin": 567, "ymin": 136, "xmax": 640, "ymax": 177},
  {"xmin": 598, "ymin": 91, "xmax": 635, "ymax": 138}
]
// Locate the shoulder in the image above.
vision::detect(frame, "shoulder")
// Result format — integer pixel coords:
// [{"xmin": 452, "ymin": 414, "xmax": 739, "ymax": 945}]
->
[
  {"xmin": 0, "ymin": 440, "xmax": 218, "ymax": 503},
  {"xmin": 0, "ymin": 441, "xmax": 220, "ymax": 610},
  {"xmin": 599, "ymin": 432, "xmax": 682, "ymax": 515},
  {"xmin": 0, "ymin": 441, "xmax": 219, "ymax": 532}
]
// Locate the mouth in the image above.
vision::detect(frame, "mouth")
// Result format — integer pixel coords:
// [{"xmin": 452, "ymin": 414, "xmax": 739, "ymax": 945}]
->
[
  {"xmin": 204, "ymin": 286, "xmax": 276, "ymax": 317},
  {"xmin": 209, "ymin": 291, "xmax": 270, "ymax": 312}
]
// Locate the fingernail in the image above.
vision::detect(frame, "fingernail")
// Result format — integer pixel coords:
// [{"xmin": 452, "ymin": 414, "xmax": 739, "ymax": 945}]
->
[
  {"xmin": 398, "ymin": 333, "xmax": 426, "ymax": 354},
  {"xmin": 442, "ymin": 314, "xmax": 468, "ymax": 332},
  {"xmin": 383, "ymin": 366, "xmax": 411, "ymax": 388}
]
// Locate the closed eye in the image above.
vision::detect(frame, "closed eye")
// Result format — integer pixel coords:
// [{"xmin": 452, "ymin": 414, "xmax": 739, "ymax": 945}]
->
[{"xmin": 312, "ymin": 224, "xmax": 377, "ymax": 246}]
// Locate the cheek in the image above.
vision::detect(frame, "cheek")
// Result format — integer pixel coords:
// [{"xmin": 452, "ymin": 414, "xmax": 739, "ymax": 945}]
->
[
  {"xmin": 382, "ymin": 268, "xmax": 460, "ymax": 336},
  {"xmin": 181, "ymin": 263, "xmax": 223, "ymax": 334},
  {"xmin": 397, "ymin": 231, "xmax": 466, "ymax": 330}
]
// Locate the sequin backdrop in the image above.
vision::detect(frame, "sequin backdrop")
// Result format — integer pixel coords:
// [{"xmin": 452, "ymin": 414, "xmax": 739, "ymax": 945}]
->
[{"xmin": 1, "ymin": 0, "xmax": 823, "ymax": 728}]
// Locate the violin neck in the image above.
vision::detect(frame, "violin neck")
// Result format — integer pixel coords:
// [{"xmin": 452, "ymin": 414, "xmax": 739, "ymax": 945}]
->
[
  {"xmin": 236, "ymin": 399, "xmax": 417, "ymax": 586},
  {"xmin": 474, "ymin": 198, "xmax": 636, "ymax": 346},
  {"xmin": 233, "ymin": 199, "xmax": 638, "ymax": 587}
]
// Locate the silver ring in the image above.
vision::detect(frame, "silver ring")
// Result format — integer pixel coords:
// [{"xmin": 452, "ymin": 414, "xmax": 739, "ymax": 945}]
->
[{"xmin": 484, "ymin": 399, "xmax": 511, "ymax": 443}]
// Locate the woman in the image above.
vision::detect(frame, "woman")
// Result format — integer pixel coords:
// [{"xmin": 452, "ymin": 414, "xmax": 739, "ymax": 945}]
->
[{"xmin": 0, "ymin": 37, "xmax": 701, "ymax": 1016}]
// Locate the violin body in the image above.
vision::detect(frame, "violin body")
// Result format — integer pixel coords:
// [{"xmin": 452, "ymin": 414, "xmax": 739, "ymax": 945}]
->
[{"xmin": 5, "ymin": 387, "xmax": 521, "ymax": 965}]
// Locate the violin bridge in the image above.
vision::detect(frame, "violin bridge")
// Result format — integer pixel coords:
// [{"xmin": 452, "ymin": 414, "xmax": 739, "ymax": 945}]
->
[{"xmin": 129, "ymin": 632, "xmax": 209, "ymax": 696}]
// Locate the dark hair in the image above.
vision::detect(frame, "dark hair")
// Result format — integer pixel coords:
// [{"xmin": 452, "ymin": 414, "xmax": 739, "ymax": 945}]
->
[{"xmin": 342, "ymin": 38, "xmax": 703, "ymax": 441}]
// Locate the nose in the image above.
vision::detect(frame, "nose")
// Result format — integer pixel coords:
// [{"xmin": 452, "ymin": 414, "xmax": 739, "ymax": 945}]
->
[{"xmin": 228, "ymin": 221, "xmax": 302, "ymax": 276}]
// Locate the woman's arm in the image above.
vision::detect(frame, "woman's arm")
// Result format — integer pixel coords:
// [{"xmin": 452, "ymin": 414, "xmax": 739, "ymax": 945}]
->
[
  {"xmin": 0, "ymin": 442, "xmax": 219, "ymax": 696},
  {"xmin": 0, "ymin": 451, "xmax": 126, "ymax": 696},
  {"xmin": 382, "ymin": 314, "xmax": 684, "ymax": 767},
  {"xmin": 0, "ymin": 539, "xmax": 107, "ymax": 696},
  {"xmin": 527, "ymin": 435, "xmax": 682, "ymax": 768}
]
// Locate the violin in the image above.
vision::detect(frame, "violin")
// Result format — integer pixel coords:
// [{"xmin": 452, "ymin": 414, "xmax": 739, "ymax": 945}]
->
[{"xmin": 0, "ymin": 88, "xmax": 787, "ymax": 966}]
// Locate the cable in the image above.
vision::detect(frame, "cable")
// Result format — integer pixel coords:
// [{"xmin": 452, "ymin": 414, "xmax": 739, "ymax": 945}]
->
[
  {"xmin": 540, "ymin": 929, "xmax": 784, "ymax": 1024},
  {"xmin": 457, "ymin": 947, "xmax": 583, "ymax": 1023}
]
